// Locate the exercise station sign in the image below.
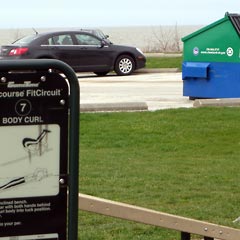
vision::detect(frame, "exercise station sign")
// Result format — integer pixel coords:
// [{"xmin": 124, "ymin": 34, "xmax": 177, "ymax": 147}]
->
[{"xmin": 0, "ymin": 71, "xmax": 69, "ymax": 240}]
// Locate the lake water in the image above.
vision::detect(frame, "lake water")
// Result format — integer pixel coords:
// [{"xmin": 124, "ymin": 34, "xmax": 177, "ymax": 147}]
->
[{"xmin": 0, "ymin": 25, "xmax": 203, "ymax": 52}]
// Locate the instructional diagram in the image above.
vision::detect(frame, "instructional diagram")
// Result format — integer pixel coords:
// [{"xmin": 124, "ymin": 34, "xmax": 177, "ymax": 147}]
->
[{"xmin": 0, "ymin": 124, "xmax": 60, "ymax": 199}]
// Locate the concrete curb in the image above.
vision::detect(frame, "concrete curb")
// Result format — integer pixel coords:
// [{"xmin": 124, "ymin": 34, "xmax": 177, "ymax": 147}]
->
[
  {"xmin": 80, "ymin": 102, "xmax": 148, "ymax": 112},
  {"xmin": 135, "ymin": 68, "xmax": 180, "ymax": 73},
  {"xmin": 194, "ymin": 98, "xmax": 240, "ymax": 108}
]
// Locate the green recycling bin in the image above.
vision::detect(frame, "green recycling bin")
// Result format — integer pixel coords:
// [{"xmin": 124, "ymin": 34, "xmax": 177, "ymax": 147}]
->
[{"xmin": 182, "ymin": 12, "xmax": 240, "ymax": 98}]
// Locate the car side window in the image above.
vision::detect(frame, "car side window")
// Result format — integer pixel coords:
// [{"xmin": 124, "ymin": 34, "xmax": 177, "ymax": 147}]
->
[
  {"xmin": 75, "ymin": 34, "xmax": 101, "ymax": 46},
  {"xmin": 47, "ymin": 34, "xmax": 73, "ymax": 45}
]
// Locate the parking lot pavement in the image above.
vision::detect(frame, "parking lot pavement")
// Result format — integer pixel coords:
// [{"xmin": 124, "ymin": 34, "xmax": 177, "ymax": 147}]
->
[{"xmin": 79, "ymin": 72, "xmax": 193, "ymax": 112}]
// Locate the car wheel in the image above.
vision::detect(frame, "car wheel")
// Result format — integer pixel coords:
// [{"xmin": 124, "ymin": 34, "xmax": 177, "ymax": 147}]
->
[
  {"xmin": 94, "ymin": 71, "xmax": 109, "ymax": 77},
  {"xmin": 115, "ymin": 55, "xmax": 135, "ymax": 76}
]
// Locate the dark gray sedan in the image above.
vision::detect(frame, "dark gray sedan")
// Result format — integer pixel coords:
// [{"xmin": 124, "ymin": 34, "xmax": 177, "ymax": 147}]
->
[{"xmin": 0, "ymin": 30, "xmax": 146, "ymax": 76}]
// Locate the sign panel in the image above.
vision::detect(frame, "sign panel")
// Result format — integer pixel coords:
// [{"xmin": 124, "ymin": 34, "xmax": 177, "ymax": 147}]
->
[{"xmin": 0, "ymin": 71, "xmax": 69, "ymax": 240}]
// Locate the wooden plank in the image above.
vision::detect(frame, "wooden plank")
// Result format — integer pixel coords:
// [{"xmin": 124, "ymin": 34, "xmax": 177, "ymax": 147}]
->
[{"xmin": 79, "ymin": 193, "xmax": 240, "ymax": 240}]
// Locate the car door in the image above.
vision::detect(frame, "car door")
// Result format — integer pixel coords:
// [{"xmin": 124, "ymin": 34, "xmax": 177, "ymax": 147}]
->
[
  {"xmin": 72, "ymin": 33, "xmax": 114, "ymax": 72},
  {"xmin": 44, "ymin": 33, "xmax": 80, "ymax": 68}
]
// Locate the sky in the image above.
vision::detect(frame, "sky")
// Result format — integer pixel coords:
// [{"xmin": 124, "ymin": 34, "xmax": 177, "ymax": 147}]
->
[{"xmin": 0, "ymin": 0, "xmax": 239, "ymax": 29}]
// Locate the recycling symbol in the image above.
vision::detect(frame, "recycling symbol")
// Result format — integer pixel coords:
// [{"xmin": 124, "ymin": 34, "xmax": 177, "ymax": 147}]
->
[{"xmin": 226, "ymin": 47, "xmax": 234, "ymax": 57}]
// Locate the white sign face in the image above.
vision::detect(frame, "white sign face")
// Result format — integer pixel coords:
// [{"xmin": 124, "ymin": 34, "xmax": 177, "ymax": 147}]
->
[{"xmin": 0, "ymin": 124, "xmax": 60, "ymax": 198}]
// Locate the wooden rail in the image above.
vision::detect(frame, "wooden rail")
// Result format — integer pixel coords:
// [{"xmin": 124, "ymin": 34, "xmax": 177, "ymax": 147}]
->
[{"xmin": 79, "ymin": 193, "xmax": 240, "ymax": 240}]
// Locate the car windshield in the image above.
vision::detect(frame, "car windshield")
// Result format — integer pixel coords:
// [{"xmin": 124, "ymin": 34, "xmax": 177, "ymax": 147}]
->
[
  {"xmin": 94, "ymin": 30, "xmax": 112, "ymax": 44},
  {"xmin": 13, "ymin": 35, "xmax": 37, "ymax": 44},
  {"xmin": 94, "ymin": 30, "xmax": 107, "ymax": 39},
  {"xmin": 80, "ymin": 29, "xmax": 106, "ymax": 39}
]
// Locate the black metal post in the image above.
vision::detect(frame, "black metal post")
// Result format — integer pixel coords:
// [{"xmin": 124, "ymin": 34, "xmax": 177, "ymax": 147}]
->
[
  {"xmin": 204, "ymin": 237, "xmax": 214, "ymax": 240},
  {"xmin": 181, "ymin": 232, "xmax": 191, "ymax": 240}
]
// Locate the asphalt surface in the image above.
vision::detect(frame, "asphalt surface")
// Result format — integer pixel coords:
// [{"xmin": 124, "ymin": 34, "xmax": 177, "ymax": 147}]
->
[
  {"xmin": 79, "ymin": 70, "xmax": 193, "ymax": 112},
  {"xmin": 79, "ymin": 69, "xmax": 240, "ymax": 112}
]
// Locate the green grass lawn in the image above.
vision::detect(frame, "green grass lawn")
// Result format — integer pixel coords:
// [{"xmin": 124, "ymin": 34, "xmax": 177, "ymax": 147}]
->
[
  {"xmin": 79, "ymin": 108, "xmax": 240, "ymax": 239},
  {"xmin": 146, "ymin": 56, "xmax": 182, "ymax": 69}
]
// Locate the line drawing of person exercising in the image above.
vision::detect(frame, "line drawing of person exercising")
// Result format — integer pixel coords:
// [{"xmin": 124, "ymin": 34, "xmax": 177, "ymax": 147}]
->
[
  {"xmin": 22, "ymin": 129, "xmax": 51, "ymax": 163},
  {"xmin": 0, "ymin": 168, "xmax": 48, "ymax": 191},
  {"xmin": 22, "ymin": 129, "xmax": 51, "ymax": 148}
]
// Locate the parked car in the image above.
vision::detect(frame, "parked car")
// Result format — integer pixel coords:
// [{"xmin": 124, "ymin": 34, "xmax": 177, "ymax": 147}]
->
[{"xmin": 0, "ymin": 30, "xmax": 146, "ymax": 76}]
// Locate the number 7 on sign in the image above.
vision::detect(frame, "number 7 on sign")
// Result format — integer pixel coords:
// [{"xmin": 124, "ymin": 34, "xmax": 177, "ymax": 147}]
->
[{"xmin": 15, "ymin": 99, "xmax": 32, "ymax": 116}]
